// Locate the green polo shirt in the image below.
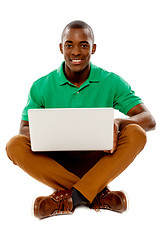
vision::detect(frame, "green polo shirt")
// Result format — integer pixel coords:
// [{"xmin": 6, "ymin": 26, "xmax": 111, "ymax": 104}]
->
[{"xmin": 22, "ymin": 62, "xmax": 143, "ymax": 121}]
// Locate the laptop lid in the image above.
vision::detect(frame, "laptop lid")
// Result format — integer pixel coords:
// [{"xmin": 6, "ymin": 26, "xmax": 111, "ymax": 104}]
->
[{"xmin": 28, "ymin": 108, "xmax": 114, "ymax": 151}]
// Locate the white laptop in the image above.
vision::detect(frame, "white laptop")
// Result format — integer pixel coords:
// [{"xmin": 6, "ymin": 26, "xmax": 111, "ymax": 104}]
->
[{"xmin": 28, "ymin": 108, "xmax": 114, "ymax": 151}]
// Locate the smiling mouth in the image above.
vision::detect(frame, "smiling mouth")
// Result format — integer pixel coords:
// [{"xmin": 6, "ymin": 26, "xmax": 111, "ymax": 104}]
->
[{"xmin": 70, "ymin": 59, "xmax": 83, "ymax": 64}]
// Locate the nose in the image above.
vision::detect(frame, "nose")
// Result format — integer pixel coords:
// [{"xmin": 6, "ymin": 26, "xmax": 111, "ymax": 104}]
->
[{"xmin": 71, "ymin": 45, "xmax": 81, "ymax": 56}]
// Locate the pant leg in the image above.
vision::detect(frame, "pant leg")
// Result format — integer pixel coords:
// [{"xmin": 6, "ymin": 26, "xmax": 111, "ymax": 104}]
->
[
  {"xmin": 6, "ymin": 124, "xmax": 147, "ymax": 203},
  {"xmin": 6, "ymin": 135, "xmax": 80, "ymax": 190},
  {"xmin": 73, "ymin": 124, "xmax": 147, "ymax": 203}
]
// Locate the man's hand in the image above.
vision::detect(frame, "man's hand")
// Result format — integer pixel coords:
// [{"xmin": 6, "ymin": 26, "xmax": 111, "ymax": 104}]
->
[
  {"xmin": 104, "ymin": 120, "xmax": 119, "ymax": 154},
  {"xmin": 103, "ymin": 103, "xmax": 156, "ymax": 154}
]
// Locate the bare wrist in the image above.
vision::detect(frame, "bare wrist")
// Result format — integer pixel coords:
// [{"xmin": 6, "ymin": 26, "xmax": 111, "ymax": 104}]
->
[{"xmin": 114, "ymin": 118, "xmax": 121, "ymax": 131}]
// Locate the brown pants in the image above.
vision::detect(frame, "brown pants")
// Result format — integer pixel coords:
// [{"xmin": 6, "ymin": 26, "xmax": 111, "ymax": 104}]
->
[{"xmin": 6, "ymin": 124, "xmax": 146, "ymax": 203}]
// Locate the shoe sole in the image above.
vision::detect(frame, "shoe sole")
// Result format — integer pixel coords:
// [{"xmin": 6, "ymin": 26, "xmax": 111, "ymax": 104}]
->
[{"xmin": 120, "ymin": 190, "xmax": 129, "ymax": 212}]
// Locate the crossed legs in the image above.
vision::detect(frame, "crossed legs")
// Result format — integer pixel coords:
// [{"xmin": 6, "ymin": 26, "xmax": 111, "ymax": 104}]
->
[{"xmin": 6, "ymin": 124, "xmax": 146, "ymax": 217}]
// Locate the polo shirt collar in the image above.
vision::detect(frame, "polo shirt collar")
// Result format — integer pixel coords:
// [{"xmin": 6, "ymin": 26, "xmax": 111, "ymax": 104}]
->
[
  {"xmin": 57, "ymin": 61, "xmax": 100, "ymax": 86},
  {"xmin": 57, "ymin": 62, "xmax": 68, "ymax": 86}
]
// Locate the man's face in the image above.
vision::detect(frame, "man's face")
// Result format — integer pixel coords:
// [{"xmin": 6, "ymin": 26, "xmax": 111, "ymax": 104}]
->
[{"xmin": 59, "ymin": 28, "xmax": 96, "ymax": 73}]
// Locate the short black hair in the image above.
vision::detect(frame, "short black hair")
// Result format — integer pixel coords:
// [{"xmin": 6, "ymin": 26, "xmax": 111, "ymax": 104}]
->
[{"xmin": 61, "ymin": 20, "xmax": 94, "ymax": 43}]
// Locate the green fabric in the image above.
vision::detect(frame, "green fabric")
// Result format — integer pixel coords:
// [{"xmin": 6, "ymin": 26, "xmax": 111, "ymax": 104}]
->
[{"xmin": 22, "ymin": 62, "xmax": 143, "ymax": 121}]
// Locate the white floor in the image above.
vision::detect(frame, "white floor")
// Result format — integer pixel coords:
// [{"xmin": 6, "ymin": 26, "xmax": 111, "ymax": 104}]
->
[{"xmin": 1, "ymin": 127, "xmax": 159, "ymax": 240}]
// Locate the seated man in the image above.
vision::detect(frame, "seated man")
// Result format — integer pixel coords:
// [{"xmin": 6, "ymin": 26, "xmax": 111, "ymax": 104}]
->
[{"xmin": 6, "ymin": 20, "xmax": 156, "ymax": 219}]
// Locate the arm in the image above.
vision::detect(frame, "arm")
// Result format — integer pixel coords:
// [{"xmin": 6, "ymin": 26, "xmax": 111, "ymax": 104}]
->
[
  {"xmin": 105, "ymin": 103, "xmax": 156, "ymax": 154},
  {"xmin": 19, "ymin": 120, "xmax": 30, "ymax": 138},
  {"xmin": 115, "ymin": 103, "xmax": 156, "ymax": 132}
]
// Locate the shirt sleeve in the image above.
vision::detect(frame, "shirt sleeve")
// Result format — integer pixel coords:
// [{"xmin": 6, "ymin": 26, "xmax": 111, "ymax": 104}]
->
[
  {"xmin": 113, "ymin": 74, "xmax": 143, "ymax": 115},
  {"xmin": 21, "ymin": 82, "xmax": 44, "ymax": 121}
]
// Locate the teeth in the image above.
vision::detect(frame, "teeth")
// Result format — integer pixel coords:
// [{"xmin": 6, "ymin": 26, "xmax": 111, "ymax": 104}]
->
[{"xmin": 72, "ymin": 60, "xmax": 82, "ymax": 62}]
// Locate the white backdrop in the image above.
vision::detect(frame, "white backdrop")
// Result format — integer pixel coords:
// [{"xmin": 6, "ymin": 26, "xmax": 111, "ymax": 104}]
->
[{"xmin": 1, "ymin": 0, "xmax": 159, "ymax": 239}]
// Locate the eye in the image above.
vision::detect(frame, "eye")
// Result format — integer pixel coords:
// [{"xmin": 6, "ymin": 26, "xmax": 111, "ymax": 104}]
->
[
  {"xmin": 65, "ymin": 44, "xmax": 72, "ymax": 48},
  {"xmin": 81, "ymin": 44, "xmax": 89, "ymax": 48}
]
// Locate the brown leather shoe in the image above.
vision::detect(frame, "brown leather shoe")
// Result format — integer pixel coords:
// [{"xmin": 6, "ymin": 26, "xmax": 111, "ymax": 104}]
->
[
  {"xmin": 90, "ymin": 187, "xmax": 127, "ymax": 213},
  {"xmin": 34, "ymin": 189, "xmax": 74, "ymax": 219}
]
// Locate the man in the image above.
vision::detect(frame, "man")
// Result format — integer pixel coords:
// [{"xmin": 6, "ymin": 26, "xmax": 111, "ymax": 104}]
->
[{"xmin": 6, "ymin": 20, "xmax": 156, "ymax": 219}]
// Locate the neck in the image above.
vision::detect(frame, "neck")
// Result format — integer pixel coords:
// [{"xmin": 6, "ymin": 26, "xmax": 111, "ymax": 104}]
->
[{"xmin": 64, "ymin": 63, "xmax": 90, "ymax": 88}]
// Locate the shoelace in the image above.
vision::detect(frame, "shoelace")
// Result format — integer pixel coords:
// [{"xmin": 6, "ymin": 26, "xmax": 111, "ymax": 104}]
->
[
  {"xmin": 93, "ymin": 195, "xmax": 111, "ymax": 212},
  {"xmin": 57, "ymin": 196, "xmax": 70, "ymax": 214},
  {"xmin": 50, "ymin": 193, "xmax": 71, "ymax": 215}
]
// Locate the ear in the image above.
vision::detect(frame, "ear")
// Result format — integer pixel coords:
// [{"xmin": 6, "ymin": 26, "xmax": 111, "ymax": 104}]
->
[
  {"xmin": 92, "ymin": 44, "xmax": 96, "ymax": 54},
  {"xmin": 59, "ymin": 43, "xmax": 63, "ymax": 54}
]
